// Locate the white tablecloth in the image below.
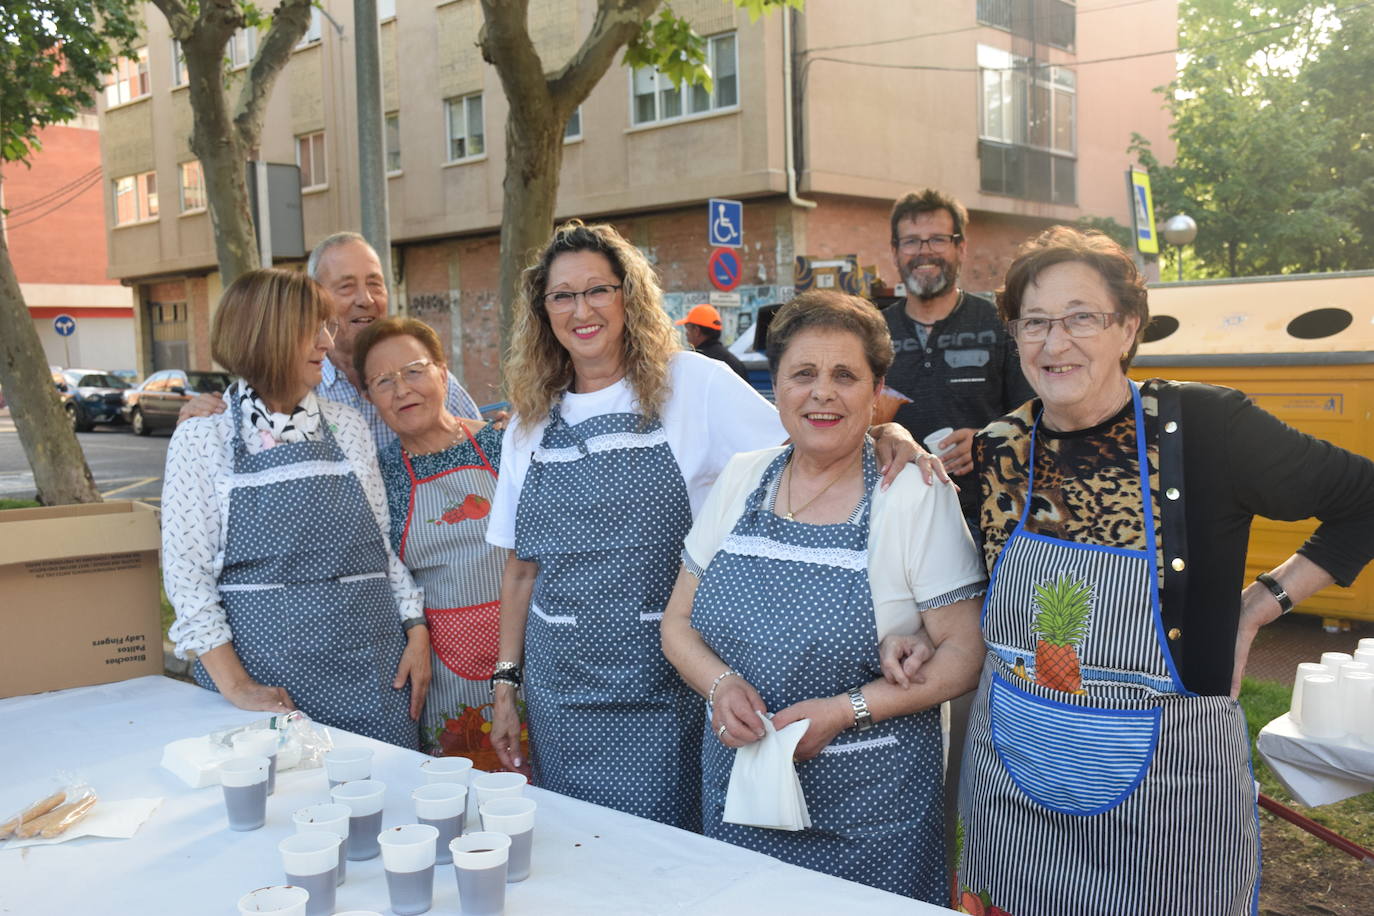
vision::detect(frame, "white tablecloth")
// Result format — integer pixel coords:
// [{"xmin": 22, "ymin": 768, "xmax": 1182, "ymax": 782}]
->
[
  {"xmin": 0, "ymin": 676, "xmax": 944, "ymax": 915},
  {"xmin": 1256, "ymin": 713, "xmax": 1374, "ymax": 807}
]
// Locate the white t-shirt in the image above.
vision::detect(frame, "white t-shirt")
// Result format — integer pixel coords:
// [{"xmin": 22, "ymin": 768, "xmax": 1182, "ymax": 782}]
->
[
  {"xmin": 682, "ymin": 446, "xmax": 988, "ymax": 641},
  {"xmin": 486, "ymin": 351, "xmax": 785, "ymax": 549}
]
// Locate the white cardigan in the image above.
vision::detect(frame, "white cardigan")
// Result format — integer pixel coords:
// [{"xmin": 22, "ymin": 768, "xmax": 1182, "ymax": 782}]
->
[{"xmin": 681, "ymin": 446, "xmax": 988, "ymax": 640}]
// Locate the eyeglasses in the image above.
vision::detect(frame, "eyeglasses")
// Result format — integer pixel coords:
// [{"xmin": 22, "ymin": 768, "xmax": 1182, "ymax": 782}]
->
[
  {"xmin": 367, "ymin": 358, "xmax": 434, "ymax": 396},
  {"xmin": 895, "ymin": 234, "xmax": 963, "ymax": 254},
  {"xmin": 318, "ymin": 319, "xmax": 340, "ymax": 341},
  {"xmin": 1008, "ymin": 312, "xmax": 1120, "ymax": 342},
  {"xmin": 543, "ymin": 284, "xmax": 622, "ymax": 313}
]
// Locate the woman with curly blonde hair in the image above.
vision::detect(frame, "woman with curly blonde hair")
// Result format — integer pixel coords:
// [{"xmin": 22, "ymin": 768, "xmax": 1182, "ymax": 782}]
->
[{"xmin": 481, "ymin": 220, "xmax": 784, "ymax": 828}]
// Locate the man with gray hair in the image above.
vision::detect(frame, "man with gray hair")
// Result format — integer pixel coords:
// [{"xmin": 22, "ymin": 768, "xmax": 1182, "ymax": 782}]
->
[{"xmin": 180, "ymin": 232, "xmax": 481, "ymax": 450}]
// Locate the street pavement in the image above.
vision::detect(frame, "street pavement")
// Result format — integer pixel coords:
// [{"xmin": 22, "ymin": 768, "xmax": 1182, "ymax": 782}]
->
[{"xmin": 0, "ymin": 408, "xmax": 169, "ymax": 504}]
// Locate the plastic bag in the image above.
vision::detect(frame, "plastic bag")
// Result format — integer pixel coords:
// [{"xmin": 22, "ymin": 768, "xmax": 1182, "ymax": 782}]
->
[
  {"xmin": 207, "ymin": 710, "xmax": 334, "ymax": 772},
  {"xmin": 0, "ymin": 777, "xmax": 99, "ymax": 840}
]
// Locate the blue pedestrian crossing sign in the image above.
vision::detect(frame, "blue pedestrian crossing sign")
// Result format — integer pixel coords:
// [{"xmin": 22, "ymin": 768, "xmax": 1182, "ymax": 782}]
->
[
  {"xmin": 708, "ymin": 198, "xmax": 743, "ymax": 248},
  {"xmin": 53, "ymin": 314, "xmax": 77, "ymax": 337}
]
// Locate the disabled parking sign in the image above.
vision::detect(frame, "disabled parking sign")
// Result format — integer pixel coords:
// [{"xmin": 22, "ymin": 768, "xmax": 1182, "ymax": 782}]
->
[{"xmin": 708, "ymin": 198, "xmax": 742, "ymax": 248}]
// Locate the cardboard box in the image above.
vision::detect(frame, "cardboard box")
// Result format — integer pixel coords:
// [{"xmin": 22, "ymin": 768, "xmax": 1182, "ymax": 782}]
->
[{"xmin": 0, "ymin": 500, "xmax": 163, "ymax": 698}]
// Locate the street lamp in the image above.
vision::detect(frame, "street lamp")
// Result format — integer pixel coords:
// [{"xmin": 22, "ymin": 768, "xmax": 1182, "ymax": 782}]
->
[{"xmin": 1162, "ymin": 214, "xmax": 1198, "ymax": 282}]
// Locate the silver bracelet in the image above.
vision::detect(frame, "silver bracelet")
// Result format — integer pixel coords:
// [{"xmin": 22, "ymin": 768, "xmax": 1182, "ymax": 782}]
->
[{"xmin": 707, "ymin": 669, "xmax": 741, "ymax": 706}]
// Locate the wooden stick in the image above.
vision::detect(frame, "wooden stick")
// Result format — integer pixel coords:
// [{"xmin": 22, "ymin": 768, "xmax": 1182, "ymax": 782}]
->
[{"xmin": 1258, "ymin": 792, "xmax": 1374, "ymax": 866}]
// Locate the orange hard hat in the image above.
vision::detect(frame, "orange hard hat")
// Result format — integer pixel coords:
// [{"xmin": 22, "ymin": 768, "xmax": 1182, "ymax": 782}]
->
[{"xmin": 675, "ymin": 303, "xmax": 723, "ymax": 330}]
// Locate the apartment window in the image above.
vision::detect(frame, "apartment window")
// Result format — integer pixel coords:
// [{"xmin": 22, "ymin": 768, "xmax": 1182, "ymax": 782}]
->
[
  {"xmin": 113, "ymin": 171, "xmax": 158, "ymax": 225},
  {"xmin": 297, "ymin": 131, "xmax": 327, "ymax": 190},
  {"xmin": 378, "ymin": 0, "xmax": 396, "ymax": 19},
  {"xmin": 445, "ymin": 94, "xmax": 485, "ymax": 162},
  {"xmin": 298, "ymin": 8, "xmax": 322, "ymax": 47},
  {"xmin": 977, "ymin": 0, "xmax": 1076, "ymax": 52},
  {"xmin": 103, "ymin": 47, "xmax": 150, "ymax": 107},
  {"xmin": 385, "ymin": 113, "xmax": 401, "ymax": 172},
  {"xmin": 171, "ymin": 40, "xmax": 188, "ymax": 87},
  {"xmin": 227, "ymin": 28, "xmax": 257, "ymax": 69},
  {"xmin": 564, "ymin": 107, "xmax": 582, "ymax": 142},
  {"xmin": 631, "ymin": 32, "xmax": 737, "ymax": 126},
  {"xmin": 977, "ymin": 45, "xmax": 1075, "ymax": 204},
  {"xmin": 179, "ymin": 161, "xmax": 206, "ymax": 212}
]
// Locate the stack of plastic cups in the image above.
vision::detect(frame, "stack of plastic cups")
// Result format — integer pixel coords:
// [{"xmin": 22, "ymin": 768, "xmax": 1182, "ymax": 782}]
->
[
  {"xmin": 1339, "ymin": 670, "xmax": 1374, "ymax": 744},
  {"xmin": 1298, "ymin": 674, "xmax": 1342, "ymax": 739},
  {"xmin": 1289, "ymin": 662, "xmax": 1330, "ymax": 728}
]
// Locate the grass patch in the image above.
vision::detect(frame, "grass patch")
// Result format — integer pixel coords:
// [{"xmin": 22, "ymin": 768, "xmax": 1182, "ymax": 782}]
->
[
  {"xmin": 1238, "ymin": 676, "xmax": 1374, "ymax": 839},
  {"xmin": 0, "ymin": 498, "xmax": 41, "ymax": 510}
]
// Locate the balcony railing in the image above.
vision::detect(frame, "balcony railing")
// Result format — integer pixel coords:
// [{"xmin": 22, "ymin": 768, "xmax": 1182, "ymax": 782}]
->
[
  {"xmin": 978, "ymin": 140, "xmax": 1076, "ymax": 205},
  {"xmin": 977, "ymin": 0, "xmax": 1076, "ymax": 51}
]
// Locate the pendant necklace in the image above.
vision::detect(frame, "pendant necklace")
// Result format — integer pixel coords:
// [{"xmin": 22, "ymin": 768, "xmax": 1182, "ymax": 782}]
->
[{"xmin": 784, "ymin": 450, "xmax": 861, "ymax": 521}]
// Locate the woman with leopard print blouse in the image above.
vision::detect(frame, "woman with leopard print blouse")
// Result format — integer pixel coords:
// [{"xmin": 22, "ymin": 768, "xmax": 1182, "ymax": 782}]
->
[{"xmin": 882, "ymin": 226, "xmax": 1374, "ymax": 916}]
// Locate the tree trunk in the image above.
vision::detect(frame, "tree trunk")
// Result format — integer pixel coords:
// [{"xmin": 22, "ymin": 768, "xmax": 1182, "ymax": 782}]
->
[
  {"xmin": 186, "ymin": 55, "xmax": 257, "ymax": 286},
  {"xmin": 497, "ymin": 109, "xmax": 566, "ymax": 353},
  {"xmin": 0, "ymin": 229, "xmax": 101, "ymax": 505}
]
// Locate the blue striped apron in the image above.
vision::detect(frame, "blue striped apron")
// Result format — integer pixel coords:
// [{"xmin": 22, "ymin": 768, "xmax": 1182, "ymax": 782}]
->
[
  {"xmin": 692, "ymin": 445, "xmax": 946, "ymax": 902},
  {"xmin": 397, "ymin": 426, "xmax": 506, "ymax": 756},
  {"xmin": 193, "ymin": 394, "xmax": 417, "ymax": 749},
  {"xmin": 956, "ymin": 382, "xmax": 1260, "ymax": 915},
  {"xmin": 513, "ymin": 403, "xmax": 701, "ymax": 830}
]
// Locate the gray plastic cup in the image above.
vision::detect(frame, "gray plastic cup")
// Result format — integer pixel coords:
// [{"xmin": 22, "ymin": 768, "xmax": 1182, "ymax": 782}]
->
[
  {"xmin": 479, "ymin": 797, "xmax": 536, "ymax": 882},
  {"xmin": 323, "ymin": 747, "xmax": 374, "ymax": 788},
  {"xmin": 413, "ymin": 782, "xmax": 466, "ymax": 865},
  {"xmin": 331, "ymin": 779, "xmax": 386, "ymax": 861},
  {"xmin": 292, "ymin": 803, "xmax": 351, "ymax": 886},
  {"xmin": 278, "ymin": 832, "xmax": 339, "ymax": 916},
  {"xmin": 237, "ymin": 885, "xmax": 309, "ymax": 915},
  {"xmin": 450, "ymin": 832, "xmax": 511, "ymax": 916},
  {"xmin": 379, "ymin": 823, "xmax": 440, "ymax": 916},
  {"xmin": 220, "ymin": 755, "xmax": 270, "ymax": 831},
  {"xmin": 233, "ymin": 728, "xmax": 280, "ymax": 794}
]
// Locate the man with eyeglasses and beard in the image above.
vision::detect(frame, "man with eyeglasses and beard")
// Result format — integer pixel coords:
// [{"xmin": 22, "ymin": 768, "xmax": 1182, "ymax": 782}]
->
[{"xmin": 882, "ymin": 189, "xmax": 1033, "ymax": 534}]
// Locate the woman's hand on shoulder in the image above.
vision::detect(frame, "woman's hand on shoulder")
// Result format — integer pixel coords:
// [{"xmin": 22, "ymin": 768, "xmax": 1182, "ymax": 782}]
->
[
  {"xmin": 878, "ymin": 631, "xmax": 934, "ymax": 688},
  {"xmin": 712, "ymin": 675, "xmax": 768, "ymax": 747},
  {"xmin": 771, "ymin": 695, "xmax": 853, "ymax": 761}
]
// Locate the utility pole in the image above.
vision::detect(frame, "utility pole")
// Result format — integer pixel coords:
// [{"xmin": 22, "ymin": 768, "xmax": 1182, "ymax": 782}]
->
[{"xmin": 354, "ymin": 0, "xmax": 393, "ymax": 302}]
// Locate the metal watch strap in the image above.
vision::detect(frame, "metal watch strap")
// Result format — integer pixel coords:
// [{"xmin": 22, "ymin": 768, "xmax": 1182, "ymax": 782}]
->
[
  {"xmin": 848, "ymin": 687, "xmax": 874, "ymax": 732},
  {"xmin": 1255, "ymin": 572, "xmax": 1294, "ymax": 615}
]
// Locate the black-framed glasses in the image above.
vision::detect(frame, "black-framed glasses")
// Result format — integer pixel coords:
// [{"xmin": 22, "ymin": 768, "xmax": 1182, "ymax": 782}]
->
[
  {"xmin": 1008, "ymin": 312, "xmax": 1120, "ymax": 342},
  {"xmin": 367, "ymin": 358, "xmax": 434, "ymax": 396},
  {"xmin": 895, "ymin": 233, "xmax": 963, "ymax": 254},
  {"xmin": 543, "ymin": 284, "xmax": 622, "ymax": 313}
]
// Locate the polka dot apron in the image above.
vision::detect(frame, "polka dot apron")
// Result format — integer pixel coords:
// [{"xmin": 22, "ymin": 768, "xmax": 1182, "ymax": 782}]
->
[
  {"xmin": 956, "ymin": 382, "xmax": 1260, "ymax": 915},
  {"xmin": 397, "ymin": 426, "xmax": 509, "ymax": 756},
  {"xmin": 691, "ymin": 443, "xmax": 946, "ymax": 903},
  {"xmin": 513, "ymin": 403, "xmax": 701, "ymax": 830},
  {"xmin": 193, "ymin": 394, "xmax": 417, "ymax": 750}
]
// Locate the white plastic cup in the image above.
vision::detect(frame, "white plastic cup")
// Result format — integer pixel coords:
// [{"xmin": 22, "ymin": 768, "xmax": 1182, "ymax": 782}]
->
[
  {"xmin": 278, "ymin": 833, "xmax": 339, "ymax": 916},
  {"xmin": 234, "ymin": 728, "xmax": 280, "ymax": 795},
  {"xmin": 1289, "ymin": 662, "xmax": 1330, "ymax": 726},
  {"xmin": 379, "ymin": 824, "xmax": 440, "ymax": 916},
  {"xmin": 331, "ymin": 780, "xmax": 386, "ymax": 861},
  {"xmin": 1354, "ymin": 648, "xmax": 1374, "ymax": 669},
  {"xmin": 922, "ymin": 426, "xmax": 955, "ymax": 458},
  {"xmin": 1320, "ymin": 651, "xmax": 1354, "ymax": 674},
  {"xmin": 1359, "ymin": 637, "xmax": 1374, "ymax": 653},
  {"xmin": 324, "ymin": 747, "xmax": 374, "ymax": 787},
  {"xmin": 220, "ymin": 755, "xmax": 270, "ymax": 831},
  {"xmin": 293, "ymin": 804, "xmax": 351, "ymax": 886},
  {"xmin": 1337, "ymin": 660, "xmax": 1371, "ymax": 684},
  {"xmin": 1299, "ymin": 674, "xmax": 1342, "ymax": 739},
  {"xmin": 421, "ymin": 756, "xmax": 474, "ymax": 785},
  {"xmin": 470, "ymin": 771, "xmax": 526, "ymax": 808},
  {"xmin": 237, "ymin": 885, "xmax": 309, "ymax": 915},
  {"xmin": 480, "ymin": 797, "xmax": 536, "ymax": 882},
  {"xmin": 413, "ymin": 783, "xmax": 467, "ymax": 866},
  {"xmin": 450, "ymin": 832, "xmax": 511, "ymax": 916},
  {"xmin": 1339, "ymin": 670, "xmax": 1374, "ymax": 738}
]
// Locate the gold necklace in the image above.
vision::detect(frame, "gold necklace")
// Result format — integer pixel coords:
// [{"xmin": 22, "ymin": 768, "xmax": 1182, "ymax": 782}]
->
[
  {"xmin": 402, "ymin": 424, "xmax": 466, "ymax": 459},
  {"xmin": 783, "ymin": 450, "xmax": 861, "ymax": 521}
]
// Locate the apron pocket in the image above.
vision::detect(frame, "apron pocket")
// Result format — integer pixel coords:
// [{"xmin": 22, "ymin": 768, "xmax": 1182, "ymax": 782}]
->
[
  {"xmin": 426, "ymin": 601, "xmax": 500, "ymax": 680},
  {"xmin": 989, "ymin": 672, "xmax": 1160, "ymax": 816}
]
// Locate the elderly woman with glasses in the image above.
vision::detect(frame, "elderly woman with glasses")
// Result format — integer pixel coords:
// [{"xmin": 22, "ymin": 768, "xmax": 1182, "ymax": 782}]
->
[
  {"xmin": 881, "ymin": 227, "xmax": 1374, "ymax": 915},
  {"xmin": 483, "ymin": 220, "xmax": 922, "ymax": 829},
  {"xmin": 352, "ymin": 316, "xmax": 522, "ymax": 763},
  {"xmin": 163, "ymin": 269, "xmax": 430, "ymax": 749}
]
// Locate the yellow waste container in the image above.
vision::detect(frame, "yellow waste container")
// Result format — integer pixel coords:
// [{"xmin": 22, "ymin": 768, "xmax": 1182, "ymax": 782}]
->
[{"xmin": 1130, "ymin": 270, "xmax": 1374, "ymax": 624}]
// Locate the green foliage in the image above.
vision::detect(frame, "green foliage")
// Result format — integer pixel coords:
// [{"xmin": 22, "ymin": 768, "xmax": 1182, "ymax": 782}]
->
[
  {"xmin": 0, "ymin": 498, "xmax": 42, "ymax": 510},
  {"xmin": 1134, "ymin": 1, "xmax": 1374, "ymax": 277},
  {"xmin": 624, "ymin": 0, "xmax": 800, "ymax": 91},
  {"xmin": 1, "ymin": 1, "xmax": 140, "ymax": 164}
]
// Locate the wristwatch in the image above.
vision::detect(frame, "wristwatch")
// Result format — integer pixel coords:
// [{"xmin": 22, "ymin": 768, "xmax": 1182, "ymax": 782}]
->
[
  {"xmin": 490, "ymin": 661, "xmax": 522, "ymax": 693},
  {"xmin": 1255, "ymin": 572, "xmax": 1294, "ymax": 615},
  {"xmin": 848, "ymin": 687, "xmax": 874, "ymax": 732}
]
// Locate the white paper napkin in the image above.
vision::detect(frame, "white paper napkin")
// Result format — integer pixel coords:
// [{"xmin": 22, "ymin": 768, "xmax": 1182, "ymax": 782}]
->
[
  {"xmin": 723, "ymin": 712, "xmax": 812, "ymax": 831},
  {"xmin": 3, "ymin": 798, "xmax": 162, "ymax": 850}
]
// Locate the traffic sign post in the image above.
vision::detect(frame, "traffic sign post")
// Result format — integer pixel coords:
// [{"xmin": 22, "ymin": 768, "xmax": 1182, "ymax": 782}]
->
[
  {"xmin": 708, "ymin": 248, "xmax": 742, "ymax": 292},
  {"xmin": 708, "ymin": 198, "xmax": 743, "ymax": 248},
  {"xmin": 53, "ymin": 314, "xmax": 76, "ymax": 368},
  {"xmin": 1128, "ymin": 168, "xmax": 1159, "ymax": 255}
]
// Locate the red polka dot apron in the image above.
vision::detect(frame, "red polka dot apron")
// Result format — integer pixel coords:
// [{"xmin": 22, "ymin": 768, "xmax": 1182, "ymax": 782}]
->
[
  {"xmin": 955, "ymin": 381, "xmax": 1260, "ymax": 915},
  {"xmin": 513, "ymin": 403, "xmax": 701, "ymax": 830},
  {"xmin": 192, "ymin": 395, "xmax": 417, "ymax": 749},
  {"xmin": 397, "ymin": 425, "xmax": 510, "ymax": 758}
]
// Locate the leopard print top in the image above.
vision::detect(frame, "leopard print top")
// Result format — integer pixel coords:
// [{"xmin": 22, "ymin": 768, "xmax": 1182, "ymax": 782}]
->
[{"xmin": 977, "ymin": 379, "xmax": 1164, "ymax": 584}]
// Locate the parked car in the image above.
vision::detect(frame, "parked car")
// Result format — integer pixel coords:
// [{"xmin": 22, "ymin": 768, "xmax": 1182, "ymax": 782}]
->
[
  {"xmin": 57, "ymin": 369, "xmax": 130, "ymax": 432},
  {"xmin": 111, "ymin": 369, "xmax": 141, "ymax": 386},
  {"xmin": 124, "ymin": 369, "xmax": 234, "ymax": 436}
]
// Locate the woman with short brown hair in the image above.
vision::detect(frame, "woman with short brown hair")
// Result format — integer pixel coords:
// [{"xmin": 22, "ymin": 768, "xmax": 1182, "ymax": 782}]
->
[{"xmin": 163, "ymin": 269, "xmax": 430, "ymax": 749}]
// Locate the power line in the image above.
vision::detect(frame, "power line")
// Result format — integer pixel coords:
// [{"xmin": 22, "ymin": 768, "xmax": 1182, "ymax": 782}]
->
[
  {"xmin": 3, "ymin": 170, "xmax": 103, "ymax": 231},
  {"xmin": 3, "ymin": 166, "xmax": 103, "ymax": 215}
]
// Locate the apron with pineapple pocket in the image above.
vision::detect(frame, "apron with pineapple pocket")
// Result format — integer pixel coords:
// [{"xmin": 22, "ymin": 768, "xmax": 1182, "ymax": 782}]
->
[
  {"xmin": 956, "ymin": 381, "xmax": 1260, "ymax": 916},
  {"xmin": 397, "ymin": 426, "xmax": 509, "ymax": 756}
]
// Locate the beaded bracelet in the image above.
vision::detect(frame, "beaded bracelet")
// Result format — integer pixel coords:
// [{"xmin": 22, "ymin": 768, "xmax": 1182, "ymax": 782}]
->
[{"xmin": 707, "ymin": 669, "xmax": 741, "ymax": 706}]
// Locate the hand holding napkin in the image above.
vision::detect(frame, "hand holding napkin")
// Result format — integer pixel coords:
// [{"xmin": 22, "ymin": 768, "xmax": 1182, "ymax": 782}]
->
[{"xmin": 722, "ymin": 711, "xmax": 812, "ymax": 831}]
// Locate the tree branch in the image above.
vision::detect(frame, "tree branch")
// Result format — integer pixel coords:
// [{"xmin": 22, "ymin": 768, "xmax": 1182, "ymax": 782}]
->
[
  {"xmin": 234, "ymin": 0, "xmax": 314, "ymax": 146},
  {"xmin": 548, "ymin": 0, "xmax": 662, "ymax": 110},
  {"xmin": 478, "ymin": 0, "xmax": 551, "ymax": 111}
]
